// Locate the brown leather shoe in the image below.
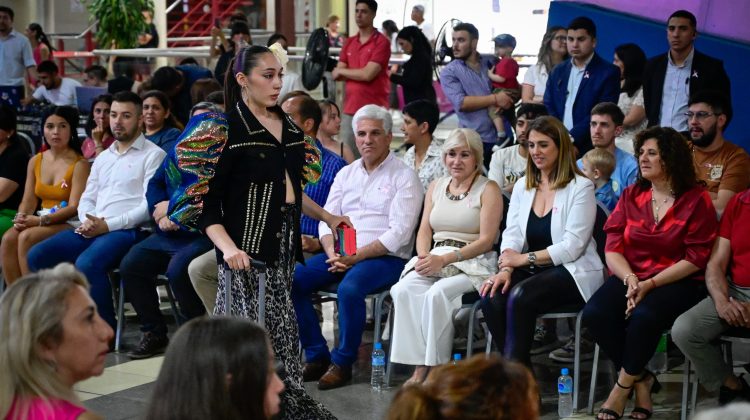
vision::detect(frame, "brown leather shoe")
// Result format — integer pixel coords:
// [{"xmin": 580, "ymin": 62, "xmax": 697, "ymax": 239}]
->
[
  {"xmin": 303, "ymin": 359, "xmax": 330, "ymax": 382},
  {"xmin": 317, "ymin": 363, "xmax": 352, "ymax": 390}
]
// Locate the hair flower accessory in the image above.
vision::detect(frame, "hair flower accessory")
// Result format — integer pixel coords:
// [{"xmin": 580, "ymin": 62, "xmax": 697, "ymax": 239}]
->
[{"xmin": 268, "ymin": 42, "xmax": 289, "ymax": 70}]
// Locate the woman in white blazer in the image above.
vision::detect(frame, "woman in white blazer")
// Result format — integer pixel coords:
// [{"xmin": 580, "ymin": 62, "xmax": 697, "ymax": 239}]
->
[{"xmin": 479, "ymin": 116, "xmax": 604, "ymax": 367}]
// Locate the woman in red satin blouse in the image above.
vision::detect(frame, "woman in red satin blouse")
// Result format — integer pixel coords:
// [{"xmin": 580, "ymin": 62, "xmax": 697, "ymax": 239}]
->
[{"xmin": 583, "ymin": 126, "xmax": 718, "ymax": 420}]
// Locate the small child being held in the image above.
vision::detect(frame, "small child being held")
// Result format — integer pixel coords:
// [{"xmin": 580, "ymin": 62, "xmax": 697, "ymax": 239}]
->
[
  {"xmin": 581, "ymin": 148, "xmax": 617, "ymax": 212},
  {"xmin": 487, "ymin": 34, "xmax": 520, "ymax": 142}
]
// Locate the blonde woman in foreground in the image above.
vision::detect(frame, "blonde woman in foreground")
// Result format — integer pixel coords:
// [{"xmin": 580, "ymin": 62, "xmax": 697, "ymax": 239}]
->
[{"xmin": 0, "ymin": 263, "xmax": 113, "ymax": 420}]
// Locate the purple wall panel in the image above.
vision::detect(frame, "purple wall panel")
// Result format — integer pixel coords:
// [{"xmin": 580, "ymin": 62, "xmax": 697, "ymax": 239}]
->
[{"xmin": 558, "ymin": 0, "xmax": 750, "ymax": 44}]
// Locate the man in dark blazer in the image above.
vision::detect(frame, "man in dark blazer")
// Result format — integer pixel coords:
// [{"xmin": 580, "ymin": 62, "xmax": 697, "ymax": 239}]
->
[
  {"xmin": 544, "ymin": 16, "xmax": 620, "ymax": 156},
  {"xmin": 642, "ymin": 9, "xmax": 731, "ymax": 131}
]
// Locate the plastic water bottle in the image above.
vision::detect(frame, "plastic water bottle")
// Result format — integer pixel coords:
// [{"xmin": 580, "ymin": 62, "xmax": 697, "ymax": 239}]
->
[
  {"xmin": 647, "ymin": 332, "xmax": 668, "ymax": 373},
  {"xmin": 371, "ymin": 342, "xmax": 385, "ymax": 391},
  {"xmin": 452, "ymin": 353, "xmax": 462, "ymax": 365},
  {"xmin": 558, "ymin": 368, "xmax": 573, "ymax": 418}
]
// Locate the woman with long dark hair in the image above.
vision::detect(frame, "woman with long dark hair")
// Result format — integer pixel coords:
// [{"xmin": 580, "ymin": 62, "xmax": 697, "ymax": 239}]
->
[
  {"xmin": 613, "ymin": 43, "xmax": 648, "ymax": 154},
  {"xmin": 141, "ymin": 90, "xmax": 183, "ymax": 152},
  {"xmin": 1, "ymin": 106, "xmax": 90, "ymax": 284},
  {"xmin": 522, "ymin": 26, "xmax": 568, "ymax": 103},
  {"xmin": 81, "ymin": 94, "xmax": 114, "ymax": 159},
  {"xmin": 390, "ymin": 25, "xmax": 436, "ymax": 104},
  {"xmin": 584, "ymin": 127, "xmax": 717, "ymax": 420},
  {"xmin": 146, "ymin": 317, "xmax": 284, "ymax": 420},
  {"xmin": 201, "ymin": 44, "xmax": 347, "ymax": 418},
  {"xmin": 25, "ymin": 23, "xmax": 53, "ymax": 65}
]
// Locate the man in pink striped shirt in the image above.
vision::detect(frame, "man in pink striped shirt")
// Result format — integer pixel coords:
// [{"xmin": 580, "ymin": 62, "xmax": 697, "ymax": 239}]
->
[{"xmin": 292, "ymin": 105, "xmax": 423, "ymax": 390}]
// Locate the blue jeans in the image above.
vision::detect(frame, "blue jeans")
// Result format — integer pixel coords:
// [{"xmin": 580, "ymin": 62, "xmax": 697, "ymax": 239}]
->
[
  {"xmin": 119, "ymin": 233, "xmax": 213, "ymax": 335},
  {"xmin": 292, "ymin": 253, "xmax": 405, "ymax": 367},
  {"xmin": 27, "ymin": 229, "xmax": 147, "ymax": 329}
]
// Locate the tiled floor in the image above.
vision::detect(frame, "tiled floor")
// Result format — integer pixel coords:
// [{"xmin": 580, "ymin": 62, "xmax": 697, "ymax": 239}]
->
[{"xmin": 80, "ymin": 301, "xmax": 747, "ymax": 420}]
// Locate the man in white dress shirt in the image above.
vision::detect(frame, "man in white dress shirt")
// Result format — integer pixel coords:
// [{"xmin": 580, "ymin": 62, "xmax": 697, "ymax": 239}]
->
[
  {"xmin": 292, "ymin": 105, "xmax": 423, "ymax": 390},
  {"xmin": 28, "ymin": 91, "xmax": 166, "ymax": 330}
]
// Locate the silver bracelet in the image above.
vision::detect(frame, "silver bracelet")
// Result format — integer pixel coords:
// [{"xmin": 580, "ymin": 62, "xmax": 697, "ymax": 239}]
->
[{"xmin": 453, "ymin": 249, "xmax": 463, "ymax": 262}]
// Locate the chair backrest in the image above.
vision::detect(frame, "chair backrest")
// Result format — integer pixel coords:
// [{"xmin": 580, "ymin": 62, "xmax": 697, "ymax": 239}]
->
[{"xmin": 593, "ymin": 200, "xmax": 610, "ymax": 263}]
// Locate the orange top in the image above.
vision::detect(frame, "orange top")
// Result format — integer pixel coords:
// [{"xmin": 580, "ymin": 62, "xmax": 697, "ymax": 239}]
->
[{"xmin": 33, "ymin": 153, "xmax": 83, "ymax": 209}]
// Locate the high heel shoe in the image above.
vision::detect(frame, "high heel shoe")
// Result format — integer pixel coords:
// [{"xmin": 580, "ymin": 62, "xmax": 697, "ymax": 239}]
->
[
  {"xmin": 629, "ymin": 370, "xmax": 661, "ymax": 419},
  {"xmin": 596, "ymin": 380, "xmax": 632, "ymax": 420}
]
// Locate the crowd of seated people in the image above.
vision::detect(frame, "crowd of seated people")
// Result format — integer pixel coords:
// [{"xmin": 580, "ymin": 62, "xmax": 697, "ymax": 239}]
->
[{"xmin": 2, "ymin": 3, "xmax": 750, "ymax": 419}]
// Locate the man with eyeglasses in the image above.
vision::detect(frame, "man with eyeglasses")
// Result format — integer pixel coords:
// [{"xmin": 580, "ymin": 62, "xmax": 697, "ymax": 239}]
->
[
  {"xmin": 642, "ymin": 10, "xmax": 731, "ymax": 131},
  {"xmin": 687, "ymin": 90, "xmax": 750, "ymax": 216}
]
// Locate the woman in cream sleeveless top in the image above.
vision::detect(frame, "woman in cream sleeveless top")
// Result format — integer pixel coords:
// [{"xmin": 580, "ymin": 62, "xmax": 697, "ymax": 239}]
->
[{"xmin": 389, "ymin": 128, "xmax": 503, "ymax": 385}]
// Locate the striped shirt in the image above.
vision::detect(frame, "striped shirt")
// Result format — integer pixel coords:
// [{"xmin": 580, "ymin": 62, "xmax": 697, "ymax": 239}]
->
[
  {"xmin": 319, "ymin": 152, "xmax": 423, "ymax": 260},
  {"xmin": 300, "ymin": 139, "xmax": 347, "ymax": 236}
]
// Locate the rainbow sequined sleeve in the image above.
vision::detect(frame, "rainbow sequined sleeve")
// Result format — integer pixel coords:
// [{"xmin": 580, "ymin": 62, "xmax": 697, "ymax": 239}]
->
[
  {"xmin": 166, "ymin": 112, "xmax": 229, "ymax": 232},
  {"xmin": 302, "ymin": 134, "xmax": 322, "ymax": 187}
]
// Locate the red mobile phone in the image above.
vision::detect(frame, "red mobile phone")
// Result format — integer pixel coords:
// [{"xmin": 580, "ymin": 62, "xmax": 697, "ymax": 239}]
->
[{"xmin": 334, "ymin": 223, "xmax": 357, "ymax": 256}]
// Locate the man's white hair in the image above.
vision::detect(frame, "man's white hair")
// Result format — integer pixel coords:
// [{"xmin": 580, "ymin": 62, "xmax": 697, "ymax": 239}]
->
[
  {"xmin": 412, "ymin": 5, "xmax": 425, "ymax": 13},
  {"xmin": 352, "ymin": 104, "xmax": 392, "ymax": 133}
]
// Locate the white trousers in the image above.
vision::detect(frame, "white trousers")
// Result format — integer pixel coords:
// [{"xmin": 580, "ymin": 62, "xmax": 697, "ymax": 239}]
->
[{"xmin": 389, "ymin": 270, "xmax": 474, "ymax": 366}]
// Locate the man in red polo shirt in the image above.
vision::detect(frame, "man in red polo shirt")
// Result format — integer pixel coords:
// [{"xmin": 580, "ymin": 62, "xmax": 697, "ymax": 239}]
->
[
  {"xmin": 673, "ymin": 188, "xmax": 750, "ymax": 405},
  {"xmin": 332, "ymin": 0, "xmax": 391, "ymax": 159}
]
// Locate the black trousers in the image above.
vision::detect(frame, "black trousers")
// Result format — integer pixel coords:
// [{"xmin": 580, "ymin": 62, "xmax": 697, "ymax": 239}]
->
[
  {"xmin": 582, "ymin": 275, "xmax": 706, "ymax": 375},
  {"xmin": 480, "ymin": 265, "xmax": 584, "ymax": 366}
]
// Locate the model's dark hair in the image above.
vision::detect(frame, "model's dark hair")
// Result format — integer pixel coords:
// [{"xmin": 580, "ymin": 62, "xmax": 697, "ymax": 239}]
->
[
  {"xmin": 614, "ymin": 43, "xmax": 646, "ymax": 97},
  {"xmin": 669, "ymin": 10, "xmax": 697, "ymax": 28},
  {"xmin": 84, "ymin": 94, "xmax": 113, "ymax": 137},
  {"xmin": 688, "ymin": 89, "xmax": 732, "ymax": 127},
  {"xmin": 84, "ymin": 64, "xmax": 108, "ymax": 82},
  {"xmin": 356, "ymin": 0, "xmax": 378, "ymax": 13},
  {"xmin": 0, "ymin": 104, "xmax": 18, "ymax": 144},
  {"xmin": 145, "ymin": 317, "xmax": 272, "ymax": 420},
  {"xmin": 0, "ymin": 6, "xmax": 13, "ymax": 21},
  {"xmin": 36, "ymin": 60, "xmax": 58, "ymax": 74},
  {"xmin": 634, "ymin": 126, "xmax": 697, "ymax": 197},
  {"xmin": 396, "ymin": 26, "xmax": 433, "ymax": 68},
  {"xmin": 224, "ymin": 45, "xmax": 273, "ymax": 107},
  {"xmin": 453, "ymin": 22, "xmax": 479, "ymax": 40},
  {"xmin": 27, "ymin": 23, "xmax": 54, "ymax": 52},
  {"xmin": 537, "ymin": 25, "xmax": 569, "ymax": 73},
  {"xmin": 42, "ymin": 106, "xmax": 82, "ymax": 155},
  {"xmin": 403, "ymin": 99, "xmax": 439, "ymax": 134},
  {"xmin": 591, "ymin": 102, "xmax": 625, "ymax": 126},
  {"xmin": 568, "ymin": 16, "xmax": 596, "ymax": 38},
  {"xmin": 141, "ymin": 90, "xmax": 184, "ymax": 130},
  {"xmin": 387, "ymin": 354, "xmax": 539, "ymax": 420}
]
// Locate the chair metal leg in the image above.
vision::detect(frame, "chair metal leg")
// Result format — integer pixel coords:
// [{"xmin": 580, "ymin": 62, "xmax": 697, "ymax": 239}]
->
[
  {"xmin": 573, "ymin": 312, "xmax": 582, "ymax": 411},
  {"xmin": 588, "ymin": 343, "xmax": 600, "ymax": 415},
  {"xmin": 467, "ymin": 301, "xmax": 480, "ymax": 358},
  {"xmin": 484, "ymin": 325, "xmax": 492, "ymax": 355},
  {"xmin": 162, "ymin": 283, "xmax": 182, "ymax": 326},
  {"xmin": 690, "ymin": 370, "xmax": 698, "ymax": 413},
  {"xmin": 385, "ymin": 300, "xmax": 394, "ymax": 387},
  {"xmin": 681, "ymin": 359, "xmax": 690, "ymax": 420},
  {"xmin": 115, "ymin": 277, "xmax": 125, "ymax": 352},
  {"xmin": 373, "ymin": 292, "xmax": 388, "ymax": 344}
]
